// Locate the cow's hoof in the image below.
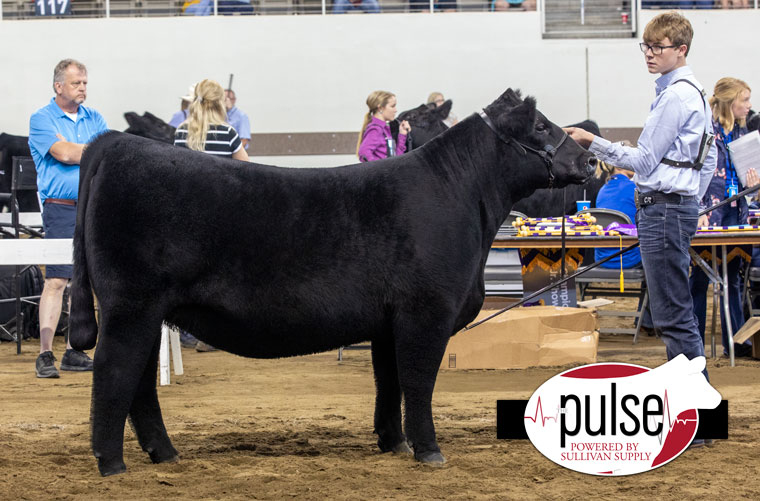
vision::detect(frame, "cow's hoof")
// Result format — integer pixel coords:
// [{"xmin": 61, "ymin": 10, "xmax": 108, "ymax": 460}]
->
[
  {"xmin": 98, "ymin": 459, "xmax": 127, "ymax": 477},
  {"xmin": 148, "ymin": 447, "xmax": 179, "ymax": 464},
  {"xmin": 391, "ymin": 440, "xmax": 413, "ymax": 454},
  {"xmin": 415, "ymin": 451, "xmax": 446, "ymax": 466}
]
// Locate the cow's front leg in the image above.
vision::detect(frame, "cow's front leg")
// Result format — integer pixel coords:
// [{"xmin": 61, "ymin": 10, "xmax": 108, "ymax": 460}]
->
[
  {"xmin": 371, "ymin": 334, "xmax": 411, "ymax": 454},
  {"xmin": 128, "ymin": 332, "xmax": 178, "ymax": 465},
  {"xmin": 395, "ymin": 323, "xmax": 450, "ymax": 465},
  {"xmin": 91, "ymin": 310, "xmax": 163, "ymax": 476}
]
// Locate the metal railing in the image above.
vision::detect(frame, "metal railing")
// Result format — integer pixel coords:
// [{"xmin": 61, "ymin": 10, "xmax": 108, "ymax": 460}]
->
[
  {"xmin": 0, "ymin": 0, "xmax": 541, "ymax": 19},
  {"xmin": 1, "ymin": 0, "xmax": 758, "ymax": 20}
]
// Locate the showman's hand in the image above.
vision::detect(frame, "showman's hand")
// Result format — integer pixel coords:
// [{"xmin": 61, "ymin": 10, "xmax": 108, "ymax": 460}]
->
[
  {"xmin": 563, "ymin": 127, "xmax": 594, "ymax": 148},
  {"xmin": 399, "ymin": 120, "xmax": 411, "ymax": 135},
  {"xmin": 746, "ymin": 168, "xmax": 759, "ymax": 188}
]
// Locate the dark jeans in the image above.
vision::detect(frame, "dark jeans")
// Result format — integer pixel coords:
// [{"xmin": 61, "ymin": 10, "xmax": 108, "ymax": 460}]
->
[
  {"xmin": 636, "ymin": 199, "xmax": 706, "ymax": 371},
  {"xmin": 689, "ymin": 209, "xmax": 752, "ymax": 355}
]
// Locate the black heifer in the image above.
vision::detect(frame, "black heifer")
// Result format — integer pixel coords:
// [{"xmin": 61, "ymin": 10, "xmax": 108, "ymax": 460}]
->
[
  {"xmin": 69, "ymin": 89, "xmax": 596, "ymax": 476},
  {"xmin": 397, "ymin": 100, "xmax": 453, "ymax": 150}
]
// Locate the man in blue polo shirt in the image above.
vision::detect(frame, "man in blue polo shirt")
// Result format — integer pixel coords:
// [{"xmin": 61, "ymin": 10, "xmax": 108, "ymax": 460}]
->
[
  {"xmin": 224, "ymin": 89, "xmax": 251, "ymax": 150},
  {"xmin": 28, "ymin": 58, "xmax": 108, "ymax": 378}
]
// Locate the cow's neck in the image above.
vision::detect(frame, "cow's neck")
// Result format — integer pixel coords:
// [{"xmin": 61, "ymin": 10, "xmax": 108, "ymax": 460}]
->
[{"xmin": 416, "ymin": 115, "xmax": 548, "ymax": 243}]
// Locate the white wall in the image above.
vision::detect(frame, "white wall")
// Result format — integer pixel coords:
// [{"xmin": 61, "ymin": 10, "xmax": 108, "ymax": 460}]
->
[{"xmin": 1, "ymin": 10, "xmax": 759, "ymax": 140}]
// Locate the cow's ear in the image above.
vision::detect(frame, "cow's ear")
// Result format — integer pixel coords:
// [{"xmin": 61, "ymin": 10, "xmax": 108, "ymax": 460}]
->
[
  {"xmin": 502, "ymin": 97, "xmax": 536, "ymax": 138},
  {"xmin": 434, "ymin": 100, "xmax": 452, "ymax": 119},
  {"xmin": 503, "ymin": 88, "xmax": 523, "ymax": 107}
]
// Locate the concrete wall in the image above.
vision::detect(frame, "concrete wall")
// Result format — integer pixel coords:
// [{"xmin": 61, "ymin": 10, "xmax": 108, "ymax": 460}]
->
[{"xmin": 1, "ymin": 9, "xmax": 759, "ymax": 166}]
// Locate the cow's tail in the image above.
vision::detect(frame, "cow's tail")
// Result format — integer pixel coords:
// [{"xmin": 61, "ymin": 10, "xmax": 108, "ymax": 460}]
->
[{"xmin": 68, "ymin": 134, "xmax": 109, "ymax": 351}]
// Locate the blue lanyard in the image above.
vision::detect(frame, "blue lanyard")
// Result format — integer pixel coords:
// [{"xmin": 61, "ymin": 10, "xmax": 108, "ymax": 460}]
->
[{"xmin": 722, "ymin": 126, "xmax": 738, "ymax": 196}]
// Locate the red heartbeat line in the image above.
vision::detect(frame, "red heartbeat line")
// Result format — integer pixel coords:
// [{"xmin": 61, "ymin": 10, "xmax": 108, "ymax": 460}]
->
[
  {"xmin": 524, "ymin": 396, "xmax": 559, "ymax": 426},
  {"xmin": 656, "ymin": 389, "xmax": 697, "ymax": 443}
]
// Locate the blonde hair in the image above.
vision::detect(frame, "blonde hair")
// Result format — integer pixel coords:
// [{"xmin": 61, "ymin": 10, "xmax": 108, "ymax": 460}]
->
[
  {"xmin": 356, "ymin": 90, "xmax": 395, "ymax": 156},
  {"xmin": 710, "ymin": 77, "xmax": 751, "ymax": 132},
  {"xmin": 184, "ymin": 79, "xmax": 228, "ymax": 152},
  {"xmin": 427, "ymin": 92, "xmax": 443, "ymax": 105},
  {"xmin": 643, "ymin": 11, "xmax": 693, "ymax": 56}
]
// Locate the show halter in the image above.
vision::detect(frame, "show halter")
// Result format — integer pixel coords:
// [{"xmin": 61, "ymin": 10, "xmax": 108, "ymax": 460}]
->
[{"xmin": 477, "ymin": 110, "xmax": 569, "ymax": 189}]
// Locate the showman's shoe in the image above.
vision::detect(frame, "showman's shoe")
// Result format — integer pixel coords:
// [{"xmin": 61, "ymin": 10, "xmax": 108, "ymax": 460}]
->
[
  {"xmin": 35, "ymin": 351, "xmax": 60, "ymax": 378},
  {"xmin": 195, "ymin": 341, "xmax": 217, "ymax": 352},
  {"xmin": 60, "ymin": 349, "xmax": 94, "ymax": 372}
]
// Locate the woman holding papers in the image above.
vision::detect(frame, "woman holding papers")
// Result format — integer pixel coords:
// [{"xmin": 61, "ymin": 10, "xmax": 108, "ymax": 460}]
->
[{"xmin": 690, "ymin": 77, "xmax": 756, "ymax": 357}]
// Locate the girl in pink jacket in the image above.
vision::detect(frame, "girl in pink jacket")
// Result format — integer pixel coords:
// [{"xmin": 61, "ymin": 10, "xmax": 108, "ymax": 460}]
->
[{"xmin": 357, "ymin": 90, "xmax": 411, "ymax": 162}]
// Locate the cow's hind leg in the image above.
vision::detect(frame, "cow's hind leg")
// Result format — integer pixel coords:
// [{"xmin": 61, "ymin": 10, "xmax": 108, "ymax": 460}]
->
[
  {"xmin": 128, "ymin": 332, "xmax": 178, "ymax": 465},
  {"xmin": 371, "ymin": 334, "xmax": 411, "ymax": 454},
  {"xmin": 394, "ymin": 318, "xmax": 450, "ymax": 465},
  {"xmin": 91, "ymin": 308, "xmax": 164, "ymax": 476}
]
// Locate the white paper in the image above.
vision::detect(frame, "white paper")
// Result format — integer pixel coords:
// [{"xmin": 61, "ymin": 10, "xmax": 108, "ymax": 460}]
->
[{"xmin": 727, "ymin": 130, "xmax": 760, "ymax": 186}]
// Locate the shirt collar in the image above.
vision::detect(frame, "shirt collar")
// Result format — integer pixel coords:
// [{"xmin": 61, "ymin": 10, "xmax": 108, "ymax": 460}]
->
[
  {"xmin": 655, "ymin": 66, "xmax": 693, "ymax": 96},
  {"xmin": 49, "ymin": 97, "xmax": 90, "ymax": 120}
]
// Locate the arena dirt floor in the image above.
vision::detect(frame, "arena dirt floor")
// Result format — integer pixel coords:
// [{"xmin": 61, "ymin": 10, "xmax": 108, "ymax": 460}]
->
[{"xmin": 1, "ymin": 297, "xmax": 759, "ymax": 500}]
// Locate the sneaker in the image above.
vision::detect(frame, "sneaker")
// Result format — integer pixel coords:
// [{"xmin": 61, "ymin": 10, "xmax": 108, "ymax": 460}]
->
[
  {"xmin": 195, "ymin": 341, "xmax": 217, "ymax": 352},
  {"xmin": 638, "ymin": 325, "xmax": 657, "ymax": 337},
  {"xmin": 688, "ymin": 438, "xmax": 714, "ymax": 450},
  {"xmin": 179, "ymin": 330, "xmax": 199, "ymax": 349},
  {"xmin": 60, "ymin": 349, "xmax": 94, "ymax": 372},
  {"xmin": 36, "ymin": 351, "xmax": 60, "ymax": 378}
]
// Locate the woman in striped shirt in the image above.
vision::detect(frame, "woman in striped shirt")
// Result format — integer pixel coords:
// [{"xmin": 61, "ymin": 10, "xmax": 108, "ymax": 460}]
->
[{"xmin": 174, "ymin": 79, "xmax": 249, "ymax": 161}]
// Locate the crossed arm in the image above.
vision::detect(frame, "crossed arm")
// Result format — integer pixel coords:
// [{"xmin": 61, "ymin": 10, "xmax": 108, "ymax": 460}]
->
[{"xmin": 49, "ymin": 133, "xmax": 86, "ymax": 165}]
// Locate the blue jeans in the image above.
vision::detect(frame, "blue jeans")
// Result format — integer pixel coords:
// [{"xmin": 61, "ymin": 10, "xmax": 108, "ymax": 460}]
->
[
  {"xmin": 689, "ymin": 209, "xmax": 752, "ymax": 355},
  {"xmin": 636, "ymin": 199, "xmax": 706, "ymax": 370},
  {"xmin": 332, "ymin": 0, "xmax": 380, "ymax": 13}
]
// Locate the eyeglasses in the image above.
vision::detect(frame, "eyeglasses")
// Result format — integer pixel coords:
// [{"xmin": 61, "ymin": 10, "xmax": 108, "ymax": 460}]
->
[{"xmin": 639, "ymin": 42, "xmax": 678, "ymax": 55}]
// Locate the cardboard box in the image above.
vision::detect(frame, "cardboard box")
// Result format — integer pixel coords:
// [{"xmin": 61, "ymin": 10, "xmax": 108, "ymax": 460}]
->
[
  {"xmin": 441, "ymin": 302, "xmax": 599, "ymax": 370},
  {"xmin": 733, "ymin": 316, "xmax": 760, "ymax": 359}
]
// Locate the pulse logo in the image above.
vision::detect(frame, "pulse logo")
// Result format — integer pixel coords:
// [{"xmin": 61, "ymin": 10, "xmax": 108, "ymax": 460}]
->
[{"xmin": 523, "ymin": 355, "xmax": 721, "ymax": 476}]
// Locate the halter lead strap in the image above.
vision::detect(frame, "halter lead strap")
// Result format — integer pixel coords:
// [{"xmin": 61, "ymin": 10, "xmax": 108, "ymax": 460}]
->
[{"xmin": 477, "ymin": 110, "xmax": 567, "ymax": 189}]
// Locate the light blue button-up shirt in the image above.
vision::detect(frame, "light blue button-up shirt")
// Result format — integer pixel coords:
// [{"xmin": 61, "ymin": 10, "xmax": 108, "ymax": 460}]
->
[
  {"xmin": 226, "ymin": 106, "xmax": 250, "ymax": 149},
  {"xmin": 29, "ymin": 97, "xmax": 108, "ymax": 202},
  {"xmin": 589, "ymin": 66, "xmax": 717, "ymax": 199}
]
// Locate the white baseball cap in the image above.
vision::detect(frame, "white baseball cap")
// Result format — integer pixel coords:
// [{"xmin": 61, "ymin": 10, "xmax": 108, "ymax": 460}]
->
[{"xmin": 180, "ymin": 85, "xmax": 196, "ymax": 102}]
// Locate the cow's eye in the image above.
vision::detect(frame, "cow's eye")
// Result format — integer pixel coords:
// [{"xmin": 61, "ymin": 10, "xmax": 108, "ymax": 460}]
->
[{"xmin": 535, "ymin": 123, "xmax": 548, "ymax": 133}]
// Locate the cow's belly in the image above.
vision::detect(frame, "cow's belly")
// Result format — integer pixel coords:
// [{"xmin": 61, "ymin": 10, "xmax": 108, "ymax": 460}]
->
[{"xmin": 165, "ymin": 301, "xmax": 385, "ymax": 359}]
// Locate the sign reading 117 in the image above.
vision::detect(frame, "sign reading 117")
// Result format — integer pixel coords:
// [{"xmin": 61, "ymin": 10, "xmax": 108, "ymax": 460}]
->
[{"xmin": 36, "ymin": 0, "xmax": 72, "ymax": 16}]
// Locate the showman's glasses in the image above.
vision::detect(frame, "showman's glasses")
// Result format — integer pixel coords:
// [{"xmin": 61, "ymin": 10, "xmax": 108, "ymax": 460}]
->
[{"xmin": 639, "ymin": 43, "xmax": 678, "ymax": 55}]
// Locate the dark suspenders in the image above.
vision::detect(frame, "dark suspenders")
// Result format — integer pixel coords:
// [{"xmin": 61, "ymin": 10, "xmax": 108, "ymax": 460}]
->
[{"xmin": 660, "ymin": 79, "xmax": 715, "ymax": 171}]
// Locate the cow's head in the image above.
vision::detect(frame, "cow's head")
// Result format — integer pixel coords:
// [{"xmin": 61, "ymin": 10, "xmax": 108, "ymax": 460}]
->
[
  {"xmin": 482, "ymin": 89, "xmax": 596, "ymax": 189},
  {"xmin": 397, "ymin": 101, "xmax": 452, "ymax": 150}
]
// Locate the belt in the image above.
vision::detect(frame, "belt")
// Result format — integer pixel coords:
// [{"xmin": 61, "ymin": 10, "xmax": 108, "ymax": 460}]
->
[
  {"xmin": 44, "ymin": 198, "xmax": 77, "ymax": 206},
  {"xmin": 635, "ymin": 190, "xmax": 695, "ymax": 210}
]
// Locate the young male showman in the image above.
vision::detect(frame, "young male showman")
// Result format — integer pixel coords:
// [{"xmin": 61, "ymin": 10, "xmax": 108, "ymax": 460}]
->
[{"xmin": 565, "ymin": 12, "xmax": 717, "ymax": 375}]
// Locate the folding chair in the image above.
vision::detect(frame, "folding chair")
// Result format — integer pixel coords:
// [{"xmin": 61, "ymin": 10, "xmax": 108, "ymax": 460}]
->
[
  {"xmin": 484, "ymin": 211, "xmax": 527, "ymax": 298},
  {"xmin": 574, "ymin": 208, "xmax": 649, "ymax": 339},
  {"xmin": 0, "ymin": 157, "xmax": 45, "ymax": 352},
  {"xmin": 0, "ymin": 157, "xmax": 43, "ymax": 239}
]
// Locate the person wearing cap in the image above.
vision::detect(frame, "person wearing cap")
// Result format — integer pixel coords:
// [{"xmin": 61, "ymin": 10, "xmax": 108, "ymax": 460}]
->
[
  {"xmin": 224, "ymin": 89, "xmax": 251, "ymax": 150},
  {"xmin": 168, "ymin": 85, "xmax": 195, "ymax": 128},
  {"xmin": 28, "ymin": 58, "xmax": 108, "ymax": 378}
]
